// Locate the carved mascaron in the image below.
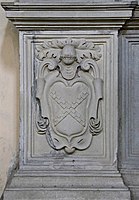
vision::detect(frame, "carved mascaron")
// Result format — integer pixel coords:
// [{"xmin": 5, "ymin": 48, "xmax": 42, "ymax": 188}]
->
[{"xmin": 35, "ymin": 38, "xmax": 103, "ymax": 154}]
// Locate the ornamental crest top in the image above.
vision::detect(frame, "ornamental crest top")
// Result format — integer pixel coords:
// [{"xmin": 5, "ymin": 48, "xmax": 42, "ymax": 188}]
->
[{"xmin": 35, "ymin": 38, "xmax": 103, "ymax": 154}]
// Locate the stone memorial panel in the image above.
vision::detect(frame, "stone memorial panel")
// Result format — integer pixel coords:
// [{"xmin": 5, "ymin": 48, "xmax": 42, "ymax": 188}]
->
[{"xmin": 2, "ymin": 1, "xmax": 138, "ymax": 200}]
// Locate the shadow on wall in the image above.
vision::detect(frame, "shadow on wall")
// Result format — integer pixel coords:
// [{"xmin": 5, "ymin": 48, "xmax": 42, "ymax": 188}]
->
[
  {"xmin": 0, "ymin": 21, "xmax": 19, "ymax": 199},
  {"xmin": 1, "ymin": 21, "xmax": 19, "ymax": 70}
]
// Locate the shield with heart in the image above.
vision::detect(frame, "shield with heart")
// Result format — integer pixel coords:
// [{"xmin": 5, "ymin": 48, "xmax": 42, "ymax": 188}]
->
[
  {"xmin": 35, "ymin": 38, "xmax": 103, "ymax": 154},
  {"xmin": 48, "ymin": 80, "xmax": 90, "ymax": 141}
]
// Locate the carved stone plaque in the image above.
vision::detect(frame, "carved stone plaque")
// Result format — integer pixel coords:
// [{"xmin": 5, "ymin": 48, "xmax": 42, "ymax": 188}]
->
[
  {"xmin": 35, "ymin": 38, "xmax": 103, "ymax": 154},
  {"xmin": 18, "ymin": 32, "xmax": 116, "ymax": 168},
  {"xmin": 2, "ymin": 1, "xmax": 136, "ymax": 199}
]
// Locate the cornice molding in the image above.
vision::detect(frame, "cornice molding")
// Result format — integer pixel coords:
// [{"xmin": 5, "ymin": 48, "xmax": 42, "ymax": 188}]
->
[
  {"xmin": 1, "ymin": 2, "xmax": 136, "ymax": 30},
  {"xmin": 122, "ymin": 6, "xmax": 139, "ymax": 29}
]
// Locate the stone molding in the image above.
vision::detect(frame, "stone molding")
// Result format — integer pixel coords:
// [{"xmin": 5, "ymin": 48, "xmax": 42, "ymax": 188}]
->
[
  {"xmin": 119, "ymin": 34, "xmax": 139, "ymax": 170},
  {"xmin": 2, "ymin": 1, "xmax": 139, "ymax": 200},
  {"xmin": 18, "ymin": 32, "xmax": 118, "ymax": 171},
  {"xmin": 1, "ymin": 2, "xmax": 134, "ymax": 30},
  {"xmin": 118, "ymin": 32, "xmax": 139, "ymax": 200},
  {"xmin": 124, "ymin": 6, "xmax": 139, "ymax": 29}
]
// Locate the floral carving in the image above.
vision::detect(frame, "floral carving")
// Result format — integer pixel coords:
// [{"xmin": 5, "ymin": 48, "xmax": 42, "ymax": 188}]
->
[{"xmin": 36, "ymin": 38, "xmax": 101, "ymax": 62}]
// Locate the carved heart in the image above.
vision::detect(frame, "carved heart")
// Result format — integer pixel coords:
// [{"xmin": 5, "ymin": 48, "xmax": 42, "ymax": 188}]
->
[{"xmin": 49, "ymin": 81, "xmax": 90, "ymax": 138}]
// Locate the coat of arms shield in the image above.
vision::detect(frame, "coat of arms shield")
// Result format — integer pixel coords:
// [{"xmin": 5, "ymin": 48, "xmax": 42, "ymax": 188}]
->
[{"xmin": 35, "ymin": 38, "xmax": 103, "ymax": 154}]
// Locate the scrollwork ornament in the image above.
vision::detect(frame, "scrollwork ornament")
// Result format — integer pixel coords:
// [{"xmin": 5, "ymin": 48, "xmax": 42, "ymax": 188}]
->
[
  {"xmin": 35, "ymin": 38, "xmax": 103, "ymax": 154},
  {"xmin": 36, "ymin": 99, "xmax": 49, "ymax": 135},
  {"xmin": 89, "ymin": 117, "xmax": 103, "ymax": 136}
]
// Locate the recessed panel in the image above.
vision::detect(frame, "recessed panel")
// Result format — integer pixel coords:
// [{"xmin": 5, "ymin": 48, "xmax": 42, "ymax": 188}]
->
[{"xmin": 20, "ymin": 31, "xmax": 117, "ymax": 170}]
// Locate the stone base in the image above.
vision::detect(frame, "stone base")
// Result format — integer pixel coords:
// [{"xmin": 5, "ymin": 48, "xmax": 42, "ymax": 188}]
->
[
  {"xmin": 4, "ymin": 189, "xmax": 131, "ymax": 200},
  {"xmin": 121, "ymin": 170, "xmax": 139, "ymax": 200},
  {"xmin": 3, "ymin": 170, "xmax": 131, "ymax": 200}
]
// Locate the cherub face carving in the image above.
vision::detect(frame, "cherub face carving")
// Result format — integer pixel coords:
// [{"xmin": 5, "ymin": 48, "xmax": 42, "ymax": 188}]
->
[{"xmin": 59, "ymin": 45, "xmax": 78, "ymax": 80}]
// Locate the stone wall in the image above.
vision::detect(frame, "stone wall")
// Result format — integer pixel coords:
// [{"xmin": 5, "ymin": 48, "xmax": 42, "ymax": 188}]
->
[{"xmin": 0, "ymin": 0, "xmax": 19, "ymax": 198}]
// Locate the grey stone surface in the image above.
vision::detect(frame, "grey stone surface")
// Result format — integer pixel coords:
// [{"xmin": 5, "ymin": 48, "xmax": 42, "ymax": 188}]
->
[
  {"xmin": 4, "ymin": 190, "xmax": 131, "ymax": 200},
  {"xmin": 1, "ymin": 2, "xmax": 133, "ymax": 30},
  {"xmin": 15, "ymin": 31, "xmax": 120, "ymax": 171},
  {"xmin": 35, "ymin": 38, "xmax": 103, "ymax": 154},
  {"xmin": 15, "ymin": 0, "xmax": 139, "ymax": 4},
  {"xmin": 119, "ymin": 29, "xmax": 139, "ymax": 200},
  {"xmin": 2, "ymin": 1, "xmax": 139, "ymax": 200}
]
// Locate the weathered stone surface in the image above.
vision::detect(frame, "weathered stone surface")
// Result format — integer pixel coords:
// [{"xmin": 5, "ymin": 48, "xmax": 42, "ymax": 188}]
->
[
  {"xmin": 4, "ymin": 190, "xmax": 130, "ymax": 200},
  {"xmin": 2, "ymin": 1, "xmax": 139, "ymax": 200},
  {"xmin": 15, "ymin": 0, "xmax": 139, "ymax": 3},
  {"xmin": 12, "ymin": 32, "xmax": 120, "ymax": 172},
  {"xmin": 1, "ymin": 2, "xmax": 133, "ymax": 30},
  {"xmin": 35, "ymin": 38, "xmax": 103, "ymax": 154},
  {"xmin": 119, "ymin": 30, "xmax": 139, "ymax": 200}
]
